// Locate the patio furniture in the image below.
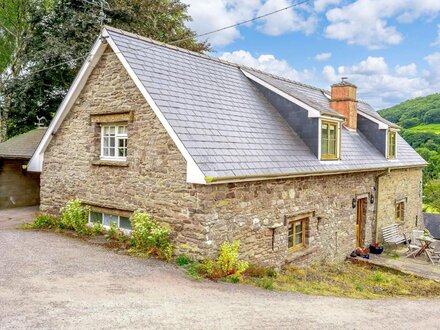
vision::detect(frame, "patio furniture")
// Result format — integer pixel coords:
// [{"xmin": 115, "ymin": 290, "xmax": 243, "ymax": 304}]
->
[
  {"xmin": 404, "ymin": 233, "xmax": 420, "ymax": 258},
  {"xmin": 427, "ymin": 240, "xmax": 440, "ymax": 264},
  {"xmin": 382, "ymin": 223, "xmax": 406, "ymax": 246},
  {"xmin": 415, "ymin": 235, "xmax": 436, "ymax": 263}
]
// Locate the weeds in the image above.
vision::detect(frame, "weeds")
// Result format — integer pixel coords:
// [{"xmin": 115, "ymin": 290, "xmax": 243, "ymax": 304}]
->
[{"xmin": 130, "ymin": 210, "xmax": 173, "ymax": 261}]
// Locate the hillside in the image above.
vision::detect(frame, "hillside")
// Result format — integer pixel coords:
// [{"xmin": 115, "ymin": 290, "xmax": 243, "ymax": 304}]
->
[
  {"xmin": 378, "ymin": 93, "xmax": 440, "ymax": 128},
  {"xmin": 378, "ymin": 94, "xmax": 440, "ymax": 213}
]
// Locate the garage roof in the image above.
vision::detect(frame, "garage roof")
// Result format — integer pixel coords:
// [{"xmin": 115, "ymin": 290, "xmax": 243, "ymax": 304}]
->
[{"xmin": 0, "ymin": 128, "xmax": 47, "ymax": 160}]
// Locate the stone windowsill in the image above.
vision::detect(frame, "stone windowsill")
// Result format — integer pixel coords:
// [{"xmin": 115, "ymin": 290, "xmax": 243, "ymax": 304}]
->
[
  {"xmin": 91, "ymin": 160, "xmax": 129, "ymax": 167},
  {"xmin": 285, "ymin": 246, "xmax": 318, "ymax": 263}
]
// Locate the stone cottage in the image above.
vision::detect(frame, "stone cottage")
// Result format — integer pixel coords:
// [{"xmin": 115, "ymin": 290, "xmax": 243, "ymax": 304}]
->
[{"xmin": 29, "ymin": 26, "xmax": 426, "ymax": 266}]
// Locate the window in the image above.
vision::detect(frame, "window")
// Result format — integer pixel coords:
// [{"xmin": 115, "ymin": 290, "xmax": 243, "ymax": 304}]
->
[
  {"xmin": 321, "ymin": 121, "xmax": 339, "ymax": 160},
  {"xmin": 388, "ymin": 131, "xmax": 396, "ymax": 159},
  {"xmin": 396, "ymin": 202, "xmax": 405, "ymax": 222},
  {"xmin": 288, "ymin": 219, "xmax": 306, "ymax": 250},
  {"xmin": 101, "ymin": 125, "xmax": 127, "ymax": 160},
  {"xmin": 89, "ymin": 211, "xmax": 131, "ymax": 230}
]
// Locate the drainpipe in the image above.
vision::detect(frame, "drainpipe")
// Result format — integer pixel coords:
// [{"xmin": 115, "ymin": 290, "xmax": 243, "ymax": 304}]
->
[{"xmin": 375, "ymin": 168, "xmax": 390, "ymax": 242}]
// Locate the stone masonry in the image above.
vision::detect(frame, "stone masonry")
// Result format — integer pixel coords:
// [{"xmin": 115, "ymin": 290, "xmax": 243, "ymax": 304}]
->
[{"xmin": 40, "ymin": 47, "xmax": 424, "ymax": 267}]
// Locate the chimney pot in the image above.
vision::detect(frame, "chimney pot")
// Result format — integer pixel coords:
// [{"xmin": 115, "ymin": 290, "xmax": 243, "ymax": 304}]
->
[{"xmin": 329, "ymin": 79, "xmax": 357, "ymax": 130}]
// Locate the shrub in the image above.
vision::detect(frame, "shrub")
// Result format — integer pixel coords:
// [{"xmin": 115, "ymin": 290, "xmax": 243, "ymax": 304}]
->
[
  {"xmin": 215, "ymin": 240, "xmax": 249, "ymax": 278},
  {"xmin": 105, "ymin": 223, "xmax": 119, "ymax": 240},
  {"xmin": 60, "ymin": 199, "xmax": 89, "ymax": 234},
  {"xmin": 29, "ymin": 213, "xmax": 59, "ymax": 229},
  {"xmin": 256, "ymin": 278, "xmax": 274, "ymax": 290},
  {"xmin": 130, "ymin": 210, "xmax": 173, "ymax": 261},
  {"xmin": 176, "ymin": 255, "xmax": 190, "ymax": 266},
  {"xmin": 91, "ymin": 222, "xmax": 104, "ymax": 236}
]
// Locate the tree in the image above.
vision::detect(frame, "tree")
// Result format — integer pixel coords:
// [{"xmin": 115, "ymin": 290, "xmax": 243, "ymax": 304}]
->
[
  {"xmin": 1, "ymin": 0, "xmax": 208, "ymax": 138},
  {"xmin": 0, "ymin": 0, "xmax": 33, "ymax": 141},
  {"xmin": 424, "ymin": 180, "xmax": 440, "ymax": 213}
]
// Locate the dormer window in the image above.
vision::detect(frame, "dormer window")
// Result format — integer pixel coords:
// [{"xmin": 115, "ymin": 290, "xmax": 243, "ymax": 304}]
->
[
  {"xmin": 388, "ymin": 130, "xmax": 396, "ymax": 159},
  {"xmin": 321, "ymin": 121, "xmax": 340, "ymax": 160}
]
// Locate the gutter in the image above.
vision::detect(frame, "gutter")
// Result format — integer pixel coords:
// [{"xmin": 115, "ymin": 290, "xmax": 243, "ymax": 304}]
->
[{"xmin": 204, "ymin": 164, "xmax": 425, "ymax": 185}]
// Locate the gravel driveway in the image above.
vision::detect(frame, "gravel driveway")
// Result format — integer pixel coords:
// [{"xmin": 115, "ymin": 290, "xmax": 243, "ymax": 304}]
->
[{"xmin": 1, "ymin": 207, "xmax": 440, "ymax": 330}]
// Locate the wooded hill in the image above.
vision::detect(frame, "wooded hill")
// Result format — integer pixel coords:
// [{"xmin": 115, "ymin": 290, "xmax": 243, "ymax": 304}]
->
[{"xmin": 378, "ymin": 94, "xmax": 440, "ymax": 212}]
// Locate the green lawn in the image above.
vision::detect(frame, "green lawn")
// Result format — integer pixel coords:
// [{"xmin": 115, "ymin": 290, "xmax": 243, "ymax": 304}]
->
[{"xmin": 407, "ymin": 124, "xmax": 440, "ymax": 134}]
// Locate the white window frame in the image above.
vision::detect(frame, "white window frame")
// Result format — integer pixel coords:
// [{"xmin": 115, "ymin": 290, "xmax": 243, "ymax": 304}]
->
[
  {"xmin": 386, "ymin": 129, "xmax": 398, "ymax": 160},
  {"xmin": 88, "ymin": 211, "xmax": 132, "ymax": 233},
  {"xmin": 100, "ymin": 124, "xmax": 128, "ymax": 161}
]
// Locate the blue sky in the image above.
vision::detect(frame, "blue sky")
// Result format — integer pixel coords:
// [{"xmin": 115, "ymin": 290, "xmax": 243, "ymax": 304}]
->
[{"xmin": 182, "ymin": 0, "xmax": 440, "ymax": 109}]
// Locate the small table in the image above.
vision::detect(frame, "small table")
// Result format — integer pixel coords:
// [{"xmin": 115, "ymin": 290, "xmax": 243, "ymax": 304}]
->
[{"xmin": 415, "ymin": 236, "xmax": 435, "ymax": 258}]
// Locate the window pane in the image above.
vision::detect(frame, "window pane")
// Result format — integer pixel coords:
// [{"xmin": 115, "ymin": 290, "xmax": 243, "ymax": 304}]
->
[
  {"xmin": 288, "ymin": 224, "xmax": 293, "ymax": 248},
  {"xmin": 118, "ymin": 126, "xmax": 127, "ymax": 135},
  {"xmin": 90, "ymin": 211, "xmax": 102, "ymax": 224},
  {"xmin": 109, "ymin": 126, "xmax": 115, "ymax": 135},
  {"xmin": 109, "ymin": 147, "xmax": 115, "ymax": 156},
  {"xmin": 295, "ymin": 232, "xmax": 303, "ymax": 245},
  {"xmin": 329, "ymin": 139, "xmax": 336, "ymax": 155},
  {"xmin": 119, "ymin": 216, "xmax": 131, "ymax": 230},
  {"xmin": 103, "ymin": 214, "xmax": 118, "ymax": 227},
  {"xmin": 109, "ymin": 137, "xmax": 115, "ymax": 148},
  {"xmin": 329, "ymin": 125, "xmax": 335, "ymax": 139},
  {"xmin": 321, "ymin": 138, "xmax": 328, "ymax": 155}
]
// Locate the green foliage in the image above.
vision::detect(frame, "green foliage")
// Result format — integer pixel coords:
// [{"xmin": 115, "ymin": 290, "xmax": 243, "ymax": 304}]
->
[
  {"xmin": 176, "ymin": 255, "xmax": 190, "ymax": 266},
  {"xmin": 60, "ymin": 198, "xmax": 89, "ymax": 234},
  {"xmin": 177, "ymin": 240, "xmax": 249, "ymax": 281},
  {"xmin": 105, "ymin": 222, "xmax": 120, "ymax": 240},
  {"xmin": 371, "ymin": 271, "xmax": 384, "ymax": 283},
  {"xmin": 424, "ymin": 180, "xmax": 440, "ymax": 212},
  {"xmin": 130, "ymin": 210, "xmax": 173, "ymax": 261},
  {"xmin": 379, "ymin": 95, "xmax": 440, "ymax": 211},
  {"xmin": 215, "ymin": 240, "xmax": 249, "ymax": 278},
  {"xmin": 1, "ymin": 0, "xmax": 209, "ymax": 139},
  {"xmin": 91, "ymin": 221, "xmax": 104, "ymax": 236},
  {"xmin": 28, "ymin": 212, "xmax": 59, "ymax": 229},
  {"xmin": 378, "ymin": 93, "xmax": 440, "ymax": 126},
  {"xmin": 255, "ymin": 277, "xmax": 274, "ymax": 290}
]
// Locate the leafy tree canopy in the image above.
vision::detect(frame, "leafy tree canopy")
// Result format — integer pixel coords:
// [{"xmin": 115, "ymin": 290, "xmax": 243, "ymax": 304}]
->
[{"xmin": 0, "ymin": 0, "xmax": 208, "ymax": 138}]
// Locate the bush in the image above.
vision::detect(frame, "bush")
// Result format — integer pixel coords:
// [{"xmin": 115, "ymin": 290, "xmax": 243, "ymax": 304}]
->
[
  {"xmin": 60, "ymin": 199, "xmax": 89, "ymax": 234},
  {"xmin": 215, "ymin": 240, "xmax": 249, "ymax": 278},
  {"xmin": 29, "ymin": 213, "xmax": 59, "ymax": 229},
  {"xmin": 176, "ymin": 255, "xmax": 190, "ymax": 266},
  {"xmin": 130, "ymin": 210, "xmax": 173, "ymax": 261},
  {"xmin": 256, "ymin": 278, "xmax": 274, "ymax": 290}
]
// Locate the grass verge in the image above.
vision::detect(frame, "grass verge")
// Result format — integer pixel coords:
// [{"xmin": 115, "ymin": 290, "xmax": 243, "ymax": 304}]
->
[{"xmin": 244, "ymin": 261, "xmax": 440, "ymax": 299}]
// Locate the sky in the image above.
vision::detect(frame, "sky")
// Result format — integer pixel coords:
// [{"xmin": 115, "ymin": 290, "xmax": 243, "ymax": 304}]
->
[{"xmin": 181, "ymin": 0, "xmax": 440, "ymax": 109}]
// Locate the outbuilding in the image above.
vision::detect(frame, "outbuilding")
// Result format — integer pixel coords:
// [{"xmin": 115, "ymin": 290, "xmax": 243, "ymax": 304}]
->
[{"xmin": 0, "ymin": 128, "xmax": 46, "ymax": 209}]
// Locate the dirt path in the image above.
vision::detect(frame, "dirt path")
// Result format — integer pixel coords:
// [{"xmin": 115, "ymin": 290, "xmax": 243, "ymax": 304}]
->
[{"xmin": 1, "ymin": 207, "xmax": 439, "ymax": 329}]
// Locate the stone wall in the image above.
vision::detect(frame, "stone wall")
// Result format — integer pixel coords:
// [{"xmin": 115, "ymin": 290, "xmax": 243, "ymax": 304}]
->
[
  {"xmin": 40, "ymin": 47, "xmax": 204, "ymax": 249},
  {"xmin": 0, "ymin": 159, "xmax": 40, "ymax": 209},
  {"xmin": 40, "ymin": 46, "xmax": 424, "ymax": 267},
  {"xmin": 191, "ymin": 172, "xmax": 378, "ymax": 267},
  {"xmin": 376, "ymin": 167, "xmax": 423, "ymax": 240}
]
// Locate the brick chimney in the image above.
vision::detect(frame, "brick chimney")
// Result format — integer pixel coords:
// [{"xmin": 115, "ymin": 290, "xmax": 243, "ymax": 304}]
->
[{"xmin": 330, "ymin": 77, "xmax": 357, "ymax": 130}]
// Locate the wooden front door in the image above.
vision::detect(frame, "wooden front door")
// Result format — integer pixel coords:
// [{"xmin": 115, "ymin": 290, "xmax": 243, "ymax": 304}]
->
[{"xmin": 356, "ymin": 198, "xmax": 367, "ymax": 247}]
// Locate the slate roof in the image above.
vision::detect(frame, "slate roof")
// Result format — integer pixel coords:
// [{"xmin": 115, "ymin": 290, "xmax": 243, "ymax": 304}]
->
[
  {"xmin": 424, "ymin": 213, "xmax": 440, "ymax": 239},
  {"xmin": 106, "ymin": 27, "xmax": 426, "ymax": 179},
  {"xmin": 0, "ymin": 128, "xmax": 47, "ymax": 160}
]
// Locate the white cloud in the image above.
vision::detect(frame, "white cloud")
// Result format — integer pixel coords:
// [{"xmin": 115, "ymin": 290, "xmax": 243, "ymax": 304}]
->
[
  {"xmin": 256, "ymin": 0, "xmax": 317, "ymax": 36},
  {"xmin": 220, "ymin": 50, "xmax": 312, "ymax": 81},
  {"xmin": 395, "ymin": 63, "xmax": 417, "ymax": 76},
  {"xmin": 314, "ymin": 0, "xmax": 341, "ymax": 12},
  {"xmin": 183, "ymin": 0, "xmax": 318, "ymax": 47},
  {"xmin": 322, "ymin": 55, "xmax": 440, "ymax": 108},
  {"xmin": 182, "ymin": 0, "xmax": 260, "ymax": 47},
  {"xmin": 325, "ymin": 0, "xmax": 440, "ymax": 49},
  {"xmin": 431, "ymin": 24, "xmax": 440, "ymax": 47},
  {"xmin": 314, "ymin": 52, "xmax": 332, "ymax": 61}
]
